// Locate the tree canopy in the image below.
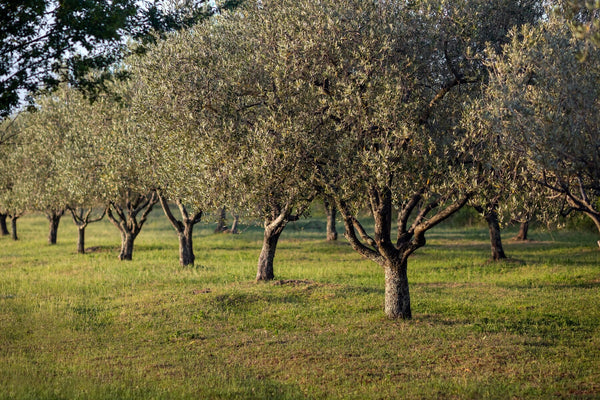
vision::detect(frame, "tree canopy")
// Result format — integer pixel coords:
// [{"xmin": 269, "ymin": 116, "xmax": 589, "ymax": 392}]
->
[
  {"xmin": 476, "ymin": 16, "xmax": 600, "ymax": 236},
  {"xmin": 0, "ymin": 0, "xmax": 243, "ymax": 118}
]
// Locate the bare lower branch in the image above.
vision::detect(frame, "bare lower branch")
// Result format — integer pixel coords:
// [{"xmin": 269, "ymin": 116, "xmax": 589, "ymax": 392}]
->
[
  {"xmin": 158, "ymin": 191, "xmax": 183, "ymax": 232},
  {"xmin": 336, "ymin": 200, "xmax": 381, "ymax": 263}
]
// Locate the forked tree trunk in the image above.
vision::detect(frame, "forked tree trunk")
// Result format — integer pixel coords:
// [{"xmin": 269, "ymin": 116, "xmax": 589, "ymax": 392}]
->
[
  {"xmin": 256, "ymin": 224, "xmax": 284, "ymax": 281},
  {"xmin": 77, "ymin": 227, "xmax": 86, "ymax": 254},
  {"xmin": 485, "ymin": 209, "xmax": 506, "ymax": 260},
  {"xmin": 383, "ymin": 259, "xmax": 412, "ymax": 319},
  {"xmin": 514, "ymin": 221, "xmax": 529, "ymax": 241},
  {"xmin": 324, "ymin": 200, "xmax": 338, "ymax": 241},
  {"xmin": 157, "ymin": 194, "xmax": 202, "ymax": 267},
  {"xmin": 107, "ymin": 192, "xmax": 157, "ymax": 261},
  {"xmin": 69, "ymin": 207, "xmax": 106, "ymax": 255},
  {"xmin": 11, "ymin": 216, "xmax": 18, "ymax": 241},
  {"xmin": 0, "ymin": 213, "xmax": 8, "ymax": 236},
  {"xmin": 118, "ymin": 232, "xmax": 135, "ymax": 261},
  {"xmin": 47, "ymin": 210, "xmax": 64, "ymax": 245}
]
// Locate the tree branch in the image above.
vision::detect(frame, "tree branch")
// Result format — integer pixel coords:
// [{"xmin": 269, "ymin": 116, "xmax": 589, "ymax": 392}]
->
[{"xmin": 157, "ymin": 190, "xmax": 183, "ymax": 233}]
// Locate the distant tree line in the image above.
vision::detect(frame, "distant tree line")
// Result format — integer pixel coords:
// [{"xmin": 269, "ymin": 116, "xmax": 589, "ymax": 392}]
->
[{"xmin": 1, "ymin": 0, "xmax": 599, "ymax": 319}]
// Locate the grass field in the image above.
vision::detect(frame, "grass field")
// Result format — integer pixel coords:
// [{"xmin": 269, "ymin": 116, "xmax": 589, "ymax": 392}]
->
[{"xmin": 1, "ymin": 210, "xmax": 599, "ymax": 399}]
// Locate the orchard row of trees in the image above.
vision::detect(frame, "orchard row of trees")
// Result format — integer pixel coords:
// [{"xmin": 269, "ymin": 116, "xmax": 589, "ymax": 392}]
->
[{"xmin": 1, "ymin": 0, "xmax": 599, "ymax": 319}]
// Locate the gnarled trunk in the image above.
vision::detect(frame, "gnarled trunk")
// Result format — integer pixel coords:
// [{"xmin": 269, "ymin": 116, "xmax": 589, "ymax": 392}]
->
[
  {"xmin": 46, "ymin": 210, "xmax": 64, "ymax": 245},
  {"xmin": 106, "ymin": 191, "xmax": 158, "ymax": 261},
  {"xmin": 485, "ymin": 209, "xmax": 506, "ymax": 260},
  {"xmin": 324, "ymin": 200, "xmax": 338, "ymax": 241},
  {"xmin": 514, "ymin": 221, "xmax": 529, "ymax": 241},
  {"xmin": 118, "ymin": 232, "xmax": 135, "ymax": 261},
  {"xmin": 178, "ymin": 224, "xmax": 195, "ymax": 266},
  {"xmin": 157, "ymin": 194, "xmax": 202, "ymax": 267},
  {"xmin": 0, "ymin": 213, "xmax": 8, "ymax": 236},
  {"xmin": 384, "ymin": 258, "xmax": 411, "ymax": 319},
  {"xmin": 256, "ymin": 224, "xmax": 284, "ymax": 281}
]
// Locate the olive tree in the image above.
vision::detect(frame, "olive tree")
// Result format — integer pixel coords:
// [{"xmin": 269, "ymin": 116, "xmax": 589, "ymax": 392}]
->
[
  {"xmin": 85, "ymin": 80, "xmax": 158, "ymax": 261},
  {"xmin": 54, "ymin": 86, "xmax": 108, "ymax": 253},
  {"xmin": 15, "ymin": 89, "xmax": 80, "ymax": 245},
  {"xmin": 9, "ymin": 86, "xmax": 110, "ymax": 249},
  {"xmin": 125, "ymin": 29, "xmax": 238, "ymax": 267},
  {"xmin": 0, "ymin": 118, "xmax": 26, "ymax": 240},
  {"xmin": 213, "ymin": 8, "xmax": 321, "ymax": 281},
  {"xmin": 130, "ymin": 19, "xmax": 318, "ymax": 277},
  {"xmin": 224, "ymin": 0, "xmax": 541, "ymax": 318},
  {"xmin": 477, "ymin": 19, "xmax": 600, "ymax": 244}
]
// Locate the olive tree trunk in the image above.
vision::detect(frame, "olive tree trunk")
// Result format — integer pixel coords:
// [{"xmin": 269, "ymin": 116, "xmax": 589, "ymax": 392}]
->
[
  {"xmin": 215, "ymin": 206, "xmax": 227, "ymax": 233},
  {"xmin": 157, "ymin": 193, "xmax": 203, "ymax": 267},
  {"xmin": 384, "ymin": 258, "xmax": 411, "ymax": 319},
  {"xmin": 10, "ymin": 215, "xmax": 18, "ymax": 241},
  {"xmin": 68, "ymin": 207, "xmax": 106, "ymax": 254},
  {"xmin": 324, "ymin": 199, "xmax": 338, "ymax": 241},
  {"xmin": 177, "ymin": 226, "xmax": 195, "ymax": 266},
  {"xmin": 118, "ymin": 232, "xmax": 135, "ymax": 260},
  {"xmin": 474, "ymin": 205, "xmax": 507, "ymax": 260},
  {"xmin": 46, "ymin": 209, "xmax": 64, "ymax": 245},
  {"xmin": 0, "ymin": 213, "xmax": 8, "ymax": 236},
  {"xmin": 514, "ymin": 220, "xmax": 529, "ymax": 241},
  {"xmin": 229, "ymin": 214, "xmax": 240, "ymax": 234},
  {"xmin": 256, "ymin": 223, "xmax": 285, "ymax": 281},
  {"xmin": 77, "ymin": 227, "xmax": 86, "ymax": 254},
  {"xmin": 335, "ymin": 185, "xmax": 469, "ymax": 320},
  {"xmin": 106, "ymin": 191, "xmax": 158, "ymax": 261},
  {"xmin": 484, "ymin": 209, "xmax": 506, "ymax": 260},
  {"xmin": 254, "ymin": 200, "xmax": 313, "ymax": 281}
]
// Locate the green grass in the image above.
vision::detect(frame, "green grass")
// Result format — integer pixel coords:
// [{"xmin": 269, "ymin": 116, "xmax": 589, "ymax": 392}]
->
[{"xmin": 1, "ymin": 211, "xmax": 599, "ymax": 399}]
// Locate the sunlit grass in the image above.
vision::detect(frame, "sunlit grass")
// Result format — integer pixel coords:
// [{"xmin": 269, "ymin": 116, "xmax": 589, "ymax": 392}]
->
[{"xmin": 1, "ymin": 211, "xmax": 599, "ymax": 399}]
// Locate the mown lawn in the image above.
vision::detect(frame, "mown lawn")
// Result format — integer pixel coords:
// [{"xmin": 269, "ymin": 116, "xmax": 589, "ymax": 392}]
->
[{"xmin": 1, "ymin": 211, "xmax": 599, "ymax": 399}]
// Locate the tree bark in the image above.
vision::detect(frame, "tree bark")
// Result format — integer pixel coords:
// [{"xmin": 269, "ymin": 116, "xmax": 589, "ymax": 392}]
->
[
  {"xmin": 229, "ymin": 214, "xmax": 240, "ymax": 234},
  {"xmin": 178, "ymin": 225, "xmax": 195, "ymax": 266},
  {"xmin": 118, "ymin": 232, "xmax": 134, "ymax": 260},
  {"xmin": 46, "ymin": 209, "xmax": 64, "ymax": 245},
  {"xmin": 384, "ymin": 259, "xmax": 411, "ymax": 319},
  {"xmin": 10, "ymin": 216, "xmax": 18, "ymax": 241},
  {"xmin": 514, "ymin": 220, "xmax": 529, "ymax": 241},
  {"xmin": 324, "ymin": 200, "xmax": 338, "ymax": 241},
  {"xmin": 334, "ymin": 184, "xmax": 470, "ymax": 320},
  {"xmin": 106, "ymin": 190, "xmax": 158, "ymax": 261},
  {"xmin": 215, "ymin": 206, "xmax": 227, "ymax": 233},
  {"xmin": 474, "ymin": 205, "xmax": 507, "ymax": 260},
  {"xmin": 256, "ymin": 223, "xmax": 285, "ymax": 281},
  {"xmin": 0, "ymin": 213, "xmax": 8, "ymax": 236},
  {"xmin": 77, "ymin": 227, "xmax": 86, "ymax": 254},
  {"xmin": 157, "ymin": 194, "xmax": 202, "ymax": 267},
  {"xmin": 484, "ymin": 209, "xmax": 506, "ymax": 260},
  {"xmin": 68, "ymin": 206, "xmax": 105, "ymax": 255}
]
